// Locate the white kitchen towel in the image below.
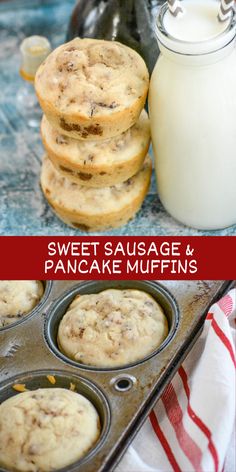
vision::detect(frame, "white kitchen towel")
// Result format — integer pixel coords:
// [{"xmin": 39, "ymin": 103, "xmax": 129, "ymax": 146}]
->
[{"xmin": 117, "ymin": 288, "xmax": 236, "ymax": 472}]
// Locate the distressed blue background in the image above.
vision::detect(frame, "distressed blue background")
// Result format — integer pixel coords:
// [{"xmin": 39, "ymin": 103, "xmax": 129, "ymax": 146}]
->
[{"xmin": 0, "ymin": 0, "xmax": 235, "ymax": 236}]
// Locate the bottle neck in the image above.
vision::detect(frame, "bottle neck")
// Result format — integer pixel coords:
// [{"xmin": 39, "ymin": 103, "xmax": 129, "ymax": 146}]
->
[
  {"xmin": 158, "ymin": 36, "xmax": 236, "ymax": 66},
  {"xmin": 155, "ymin": 2, "xmax": 236, "ymax": 58}
]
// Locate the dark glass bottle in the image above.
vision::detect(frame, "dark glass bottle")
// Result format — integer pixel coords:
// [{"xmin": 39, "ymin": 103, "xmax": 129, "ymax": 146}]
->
[{"xmin": 66, "ymin": 0, "xmax": 164, "ymax": 73}]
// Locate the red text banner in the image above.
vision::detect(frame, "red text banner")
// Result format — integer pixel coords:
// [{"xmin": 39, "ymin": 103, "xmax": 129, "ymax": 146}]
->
[{"xmin": 0, "ymin": 236, "xmax": 235, "ymax": 280}]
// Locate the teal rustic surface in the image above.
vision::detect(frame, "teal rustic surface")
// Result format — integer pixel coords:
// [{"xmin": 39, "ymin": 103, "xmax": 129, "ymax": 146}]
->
[{"xmin": 0, "ymin": 0, "xmax": 235, "ymax": 236}]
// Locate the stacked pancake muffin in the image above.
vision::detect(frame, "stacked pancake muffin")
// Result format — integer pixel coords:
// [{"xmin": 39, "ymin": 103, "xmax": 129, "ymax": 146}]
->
[
  {"xmin": 58, "ymin": 289, "xmax": 169, "ymax": 368},
  {"xmin": 35, "ymin": 38, "xmax": 151, "ymax": 231}
]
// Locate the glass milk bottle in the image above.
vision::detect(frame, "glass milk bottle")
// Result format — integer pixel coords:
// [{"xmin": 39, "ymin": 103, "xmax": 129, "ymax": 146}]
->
[{"xmin": 149, "ymin": 0, "xmax": 236, "ymax": 229}]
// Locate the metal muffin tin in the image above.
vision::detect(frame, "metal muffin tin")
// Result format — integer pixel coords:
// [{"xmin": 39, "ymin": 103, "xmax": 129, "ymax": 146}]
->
[{"xmin": 0, "ymin": 280, "xmax": 233, "ymax": 472}]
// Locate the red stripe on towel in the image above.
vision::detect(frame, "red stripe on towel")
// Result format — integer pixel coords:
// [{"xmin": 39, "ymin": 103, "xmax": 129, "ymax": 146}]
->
[
  {"xmin": 178, "ymin": 365, "xmax": 219, "ymax": 472},
  {"xmin": 162, "ymin": 383, "xmax": 203, "ymax": 471},
  {"xmin": 211, "ymin": 318, "xmax": 236, "ymax": 368},
  {"xmin": 217, "ymin": 294, "xmax": 233, "ymax": 318},
  {"xmin": 149, "ymin": 410, "xmax": 182, "ymax": 472}
]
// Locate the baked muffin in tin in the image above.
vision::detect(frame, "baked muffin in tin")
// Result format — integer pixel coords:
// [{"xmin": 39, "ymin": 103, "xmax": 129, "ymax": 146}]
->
[
  {"xmin": 0, "ymin": 388, "xmax": 100, "ymax": 471},
  {"xmin": 0, "ymin": 281, "xmax": 44, "ymax": 328},
  {"xmin": 58, "ymin": 289, "xmax": 169, "ymax": 368}
]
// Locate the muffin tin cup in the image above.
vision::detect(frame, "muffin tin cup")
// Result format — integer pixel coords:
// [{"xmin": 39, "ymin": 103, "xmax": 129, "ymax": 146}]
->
[
  {"xmin": 44, "ymin": 280, "xmax": 179, "ymax": 372},
  {"xmin": 0, "ymin": 280, "xmax": 52, "ymax": 332},
  {"xmin": 0, "ymin": 369, "xmax": 111, "ymax": 472}
]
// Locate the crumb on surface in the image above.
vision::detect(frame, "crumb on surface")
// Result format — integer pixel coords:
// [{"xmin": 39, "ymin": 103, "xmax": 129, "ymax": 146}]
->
[
  {"xmin": 46, "ymin": 375, "xmax": 56, "ymax": 385},
  {"xmin": 12, "ymin": 384, "xmax": 28, "ymax": 392}
]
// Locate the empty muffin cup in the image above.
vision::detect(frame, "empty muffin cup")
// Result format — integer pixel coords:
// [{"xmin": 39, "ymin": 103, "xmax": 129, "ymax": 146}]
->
[
  {"xmin": 0, "ymin": 281, "xmax": 52, "ymax": 331},
  {"xmin": 0, "ymin": 369, "xmax": 110, "ymax": 472},
  {"xmin": 45, "ymin": 281, "xmax": 179, "ymax": 371}
]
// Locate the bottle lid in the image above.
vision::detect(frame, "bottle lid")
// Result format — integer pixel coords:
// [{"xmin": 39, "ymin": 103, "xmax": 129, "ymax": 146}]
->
[{"xmin": 20, "ymin": 35, "xmax": 51, "ymax": 82}]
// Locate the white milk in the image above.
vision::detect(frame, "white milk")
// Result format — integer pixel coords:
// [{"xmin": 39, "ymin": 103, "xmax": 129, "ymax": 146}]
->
[
  {"xmin": 164, "ymin": 0, "xmax": 229, "ymax": 42},
  {"xmin": 149, "ymin": 0, "xmax": 236, "ymax": 229}
]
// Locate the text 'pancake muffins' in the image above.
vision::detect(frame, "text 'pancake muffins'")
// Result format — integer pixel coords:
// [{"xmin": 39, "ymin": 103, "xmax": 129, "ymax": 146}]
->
[
  {"xmin": 40, "ymin": 154, "xmax": 152, "ymax": 232},
  {"xmin": 57, "ymin": 289, "xmax": 169, "ymax": 368},
  {"xmin": 0, "ymin": 388, "xmax": 100, "ymax": 472},
  {"xmin": 41, "ymin": 110, "xmax": 150, "ymax": 187},
  {"xmin": 0, "ymin": 281, "xmax": 44, "ymax": 328},
  {"xmin": 35, "ymin": 38, "xmax": 149, "ymax": 140}
]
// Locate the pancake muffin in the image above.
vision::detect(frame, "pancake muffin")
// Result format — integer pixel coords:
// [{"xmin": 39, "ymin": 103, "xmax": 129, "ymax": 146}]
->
[
  {"xmin": 0, "ymin": 281, "xmax": 44, "ymax": 328},
  {"xmin": 35, "ymin": 38, "xmax": 149, "ymax": 140},
  {"xmin": 40, "ymin": 154, "xmax": 152, "ymax": 231},
  {"xmin": 58, "ymin": 289, "xmax": 169, "ymax": 367},
  {"xmin": 41, "ymin": 110, "xmax": 150, "ymax": 187},
  {"xmin": 0, "ymin": 388, "xmax": 100, "ymax": 472}
]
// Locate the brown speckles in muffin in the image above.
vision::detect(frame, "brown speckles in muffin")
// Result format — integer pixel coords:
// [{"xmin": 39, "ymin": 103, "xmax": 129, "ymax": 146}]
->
[
  {"xmin": 81, "ymin": 130, "xmax": 89, "ymax": 139},
  {"xmin": 145, "ymin": 300, "xmax": 155, "ymax": 308},
  {"xmin": 90, "ymin": 101, "xmax": 118, "ymax": 117},
  {"xmin": 79, "ymin": 328, "xmax": 85, "ymax": 339},
  {"xmin": 59, "ymin": 83, "xmax": 67, "ymax": 93},
  {"xmin": 77, "ymin": 172, "xmax": 92, "ymax": 181},
  {"xmin": 83, "ymin": 154, "xmax": 94, "ymax": 166},
  {"xmin": 60, "ymin": 165, "xmax": 73, "ymax": 174},
  {"xmin": 126, "ymin": 85, "xmax": 133, "ymax": 95},
  {"xmin": 58, "ymin": 60, "xmax": 78, "ymax": 74},
  {"xmin": 128, "ymin": 52, "xmax": 135, "ymax": 61},
  {"xmin": 59, "ymin": 119, "xmax": 102, "ymax": 137},
  {"xmin": 90, "ymin": 103, "xmax": 96, "ymax": 118},
  {"xmin": 65, "ymin": 62, "xmax": 76, "ymax": 72},
  {"xmin": 71, "ymin": 223, "xmax": 90, "ymax": 231},
  {"xmin": 60, "ymin": 119, "xmax": 81, "ymax": 133},
  {"xmin": 97, "ymin": 101, "xmax": 118, "ymax": 109},
  {"xmin": 84, "ymin": 124, "xmax": 103, "ymax": 137},
  {"xmin": 56, "ymin": 135, "xmax": 68, "ymax": 145}
]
